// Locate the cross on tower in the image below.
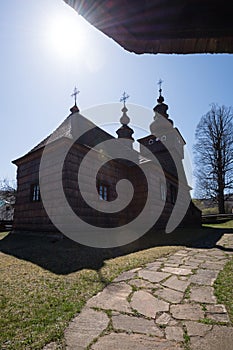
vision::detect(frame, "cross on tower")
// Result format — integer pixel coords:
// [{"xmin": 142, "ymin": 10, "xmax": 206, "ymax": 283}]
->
[
  {"xmin": 71, "ymin": 86, "xmax": 80, "ymax": 105},
  {"xmin": 157, "ymin": 79, "xmax": 163, "ymax": 95},
  {"xmin": 120, "ymin": 91, "xmax": 130, "ymax": 107}
]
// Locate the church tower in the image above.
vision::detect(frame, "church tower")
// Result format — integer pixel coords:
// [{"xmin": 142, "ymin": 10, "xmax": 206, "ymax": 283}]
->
[
  {"xmin": 116, "ymin": 92, "xmax": 134, "ymax": 149},
  {"xmin": 137, "ymin": 80, "xmax": 186, "ymax": 177}
]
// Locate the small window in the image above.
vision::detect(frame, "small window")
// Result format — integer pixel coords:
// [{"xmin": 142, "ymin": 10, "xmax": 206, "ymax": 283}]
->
[
  {"xmin": 161, "ymin": 135, "xmax": 167, "ymax": 142},
  {"xmin": 160, "ymin": 182, "xmax": 166, "ymax": 201},
  {"xmin": 98, "ymin": 184, "xmax": 108, "ymax": 201},
  {"xmin": 148, "ymin": 138, "xmax": 154, "ymax": 145},
  {"xmin": 170, "ymin": 184, "xmax": 177, "ymax": 204},
  {"xmin": 31, "ymin": 184, "xmax": 40, "ymax": 202}
]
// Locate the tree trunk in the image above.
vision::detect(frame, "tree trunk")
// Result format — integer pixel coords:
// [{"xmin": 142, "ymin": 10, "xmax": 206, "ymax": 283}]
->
[
  {"xmin": 217, "ymin": 147, "xmax": 225, "ymax": 214},
  {"xmin": 218, "ymin": 187, "xmax": 225, "ymax": 214}
]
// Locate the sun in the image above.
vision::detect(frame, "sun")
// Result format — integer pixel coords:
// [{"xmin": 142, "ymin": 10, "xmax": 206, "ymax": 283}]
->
[
  {"xmin": 47, "ymin": 12, "xmax": 87, "ymax": 60},
  {"xmin": 45, "ymin": 8, "xmax": 105, "ymax": 71}
]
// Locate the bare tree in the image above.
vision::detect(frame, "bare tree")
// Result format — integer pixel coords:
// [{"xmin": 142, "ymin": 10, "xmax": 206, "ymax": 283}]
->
[
  {"xmin": 0, "ymin": 179, "xmax": 16, "ymax": 221},
  {"xmin": 0, "ymin": 178, "xmax": 16, "ymax": 207},
  {"xmin": 0, "ymin": 178, "xmax": 16, "ymax": 198},
  {"xmin": 193, "ymin": 104, "xmax": 233, "ymax": 214}
]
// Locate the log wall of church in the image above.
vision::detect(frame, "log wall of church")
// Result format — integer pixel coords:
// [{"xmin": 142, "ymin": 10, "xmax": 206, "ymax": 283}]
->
[
  {"xmin": 13, "ymin": 150, "xmax": 54, "ymax": 232},
  {"xmin": 63, "ymin": 143, "xmax": 149, "ymax": 229},
  {"xmin": 13, "ymin": 140, "xmax": 201, "ymax": 237}
]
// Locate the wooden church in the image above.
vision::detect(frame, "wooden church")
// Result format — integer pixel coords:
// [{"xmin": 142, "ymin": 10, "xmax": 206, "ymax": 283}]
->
[{"xmin": 12, "ymin": 87, "xmax": 201, "ymax": 241}]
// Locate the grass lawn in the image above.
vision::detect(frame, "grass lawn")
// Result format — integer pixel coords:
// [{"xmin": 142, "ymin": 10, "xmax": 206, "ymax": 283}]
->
[
  {"xmin": 214, "ymin": 258, "xmax": 233, "ymax": 324},
  {"xmin": 0, "ymin": 232, "xmax": 181, "ymax": 350},
  {"xmin": 204, "ymin": 219, "xmax": 233, "ymax": 229},
  {"xmin": 0, "ymin": 222, "xmax": 232, "ymax": 349},
  {"xmin": 203, "ymin": 219, "xmax": 233, "ymax": 324},
  {"xmin": 0, "ymin": 231, "xmax": 10, "ymax": 240},
  {"xmin": 210, "ymin": 219, "xmax": 233, "ymax": 324}
]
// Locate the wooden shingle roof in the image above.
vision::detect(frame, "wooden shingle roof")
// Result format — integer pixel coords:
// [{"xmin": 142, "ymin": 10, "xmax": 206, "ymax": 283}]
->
[
  {"xmin": 22, "ymin": 110, "xmax": 115, "ymax": 157},
  {"xmin": 29, "ymin": 115, "xmax": 73, "ymax": 153},
  {"xmin": 64, "ymin": 0, "xmax": 233, "ymax": 54}
]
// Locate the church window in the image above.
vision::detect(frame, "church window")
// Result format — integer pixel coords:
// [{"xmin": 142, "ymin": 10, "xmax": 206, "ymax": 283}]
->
[
  {"xmin": 170, "ymin": 184, "xmax": 177, "ymax": 204},
  {"xmin": 30, "ymin": 184, "xmax": 40, "ymax": 202},
  {"xmin": 160, "ymin": 182, "xmax": 166, "ymax": 201},
  {"xmin": 98, "ymin": 183, "xmax": 108, "ymax": 201},
  {"xmin": 148, "ymin": 138, "xmax": 154, "ymax": 145}
]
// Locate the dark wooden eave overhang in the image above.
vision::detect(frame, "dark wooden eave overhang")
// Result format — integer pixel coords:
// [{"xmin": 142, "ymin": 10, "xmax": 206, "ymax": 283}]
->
[{"xmin": 64, "ymin": 0, "xmax": 233, "ymax": 54}]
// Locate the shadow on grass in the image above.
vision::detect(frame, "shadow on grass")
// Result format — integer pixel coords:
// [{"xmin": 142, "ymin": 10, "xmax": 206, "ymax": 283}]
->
[{"xmin": 0, "ymin": 225, "xmax": 232, "ymax": 275}]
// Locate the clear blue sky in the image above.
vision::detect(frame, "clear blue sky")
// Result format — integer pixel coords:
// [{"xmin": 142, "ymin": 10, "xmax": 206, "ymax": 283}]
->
[{"xmin": 1, "ymin": 0, "xmax": 233, "ymax": 191}]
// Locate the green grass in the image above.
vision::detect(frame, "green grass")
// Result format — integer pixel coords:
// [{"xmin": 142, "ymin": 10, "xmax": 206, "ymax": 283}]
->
[
  {"xmin": 208, "ymin": 219, "xmax": 233, "ymax": 325},
  {"xmin": 203, "ymin": 220, "xmax": 233, "ymax": 229},
  {"xmin": 199, "ymin": 318, "xmax": 217, "ymax": 325},
  {"xmin": 184, "ymin": 285, "xmax": 191, "ymax": 299},
  {"xmin": 0, "ymin": 233, "xmax": 180, "ymax": 350},
  {"xmin": 0, "ymin": 232, "xmax": 10, "ymax": 240},
  {"xmin": 214, "ymin": 257, "xmax": 233, "ymax": 324},
  {"xmin": 202, "ymin": 207, "xmax": 219, "ymax": 215},
  {"xmin": 1, "ymin": 220, "xmax": 232, "ymax": 349}
]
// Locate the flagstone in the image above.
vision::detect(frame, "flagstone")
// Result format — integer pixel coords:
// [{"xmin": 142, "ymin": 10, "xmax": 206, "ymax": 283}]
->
[
  {"xmin": 131, "ymin": 290, "xmax": 169, "ymax": 318},
  {"xmin": 138, "ymin": 270, "xmax": 171, "ymax": 283},
  {"xmin": 190, "ymin": 285, "xmax": 217, "ymax": 303},
  {"xmin": 189, "ymin": 269, "xmax": 218, "ymax": 286},
  {"xmin": 154, "ymin": 287, "xmax": 184, "ymax": 303},
  {"xmin": 165, "ymin": 326, "xmax": 184, "ymax": 341},
  {"xmin": 161, "ymin": 267, "xmax": 193, "ymax": 275},
  {"xmin": 128, "ymin": 278, "xmax": 156, "ymax": 289},
  {"xmin": 86, "ymin": 282, "xmax": 132, "ymax": 313},
  {"xmin": 65, "ymin": 308, "xmax": 109, "ymax": 350},
  {"xmin": 170, "ymin": 304, "xmax": 204, "ymax": 321},
  {"xmin": 184, "ymin": 321, "xmax": 212, "ymax": 336},
  {"xmin": 112, "ymin": 313, "xmax": 163, "ymax": 337},
  {"xmin": 161, "ymin": 275, "xmax": 190, "ymax": 292},
  {"xmin": 91, "ymin": 333, "xmax": 183, "ymax": 350},
  {"xmin": 190, "ymin": 325, "xmax": 233, "ymax": 350}
]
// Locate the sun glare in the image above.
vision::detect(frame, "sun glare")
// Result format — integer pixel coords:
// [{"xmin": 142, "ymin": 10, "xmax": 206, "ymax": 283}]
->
[
  {"xmin": 46, "ymin": 9, "xmax": 106, "ymax": 71},
  {"xmin": 48, "ymin": 13, "xmax": 86, "ymax": 60}
]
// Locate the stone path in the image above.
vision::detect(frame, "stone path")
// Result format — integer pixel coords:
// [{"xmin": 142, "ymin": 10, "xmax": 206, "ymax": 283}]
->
[{"xmin": 47, "ymin": 234, "xmax": 233, "ymax": 350}]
